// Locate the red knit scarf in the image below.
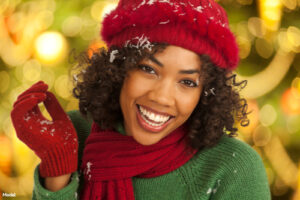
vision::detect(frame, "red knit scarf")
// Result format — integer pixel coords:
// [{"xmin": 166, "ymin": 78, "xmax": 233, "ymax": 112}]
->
[{"xmin": 80, "ymin": 122, "xmax": 197, "ymax": 200}]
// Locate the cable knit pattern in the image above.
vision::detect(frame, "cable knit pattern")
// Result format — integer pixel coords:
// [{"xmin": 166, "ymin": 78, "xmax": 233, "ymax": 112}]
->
[{"xmin": 32, "ymin": 110, "xmax": 271, "ymax": 200}]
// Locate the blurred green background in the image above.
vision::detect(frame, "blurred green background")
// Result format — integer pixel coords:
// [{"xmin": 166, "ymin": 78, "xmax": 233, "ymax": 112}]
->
[{"xmin": 0, "ymin": 0, "xmax": 300, "ymax": 199}]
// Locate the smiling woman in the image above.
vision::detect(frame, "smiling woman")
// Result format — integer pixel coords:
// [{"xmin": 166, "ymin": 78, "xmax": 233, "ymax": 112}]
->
[
  {"xmin": 10, "ymin": 0, "xmax": 271, "ymax": 199},
  {"xmin": 120, "ymin": 46, "xmax": 203, "ymax": 145}
]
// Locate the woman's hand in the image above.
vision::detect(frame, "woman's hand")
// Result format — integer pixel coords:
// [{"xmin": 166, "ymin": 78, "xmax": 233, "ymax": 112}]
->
[{"xmin": 11, "ymin": 81, "xmax": 78, "ymax": 178}]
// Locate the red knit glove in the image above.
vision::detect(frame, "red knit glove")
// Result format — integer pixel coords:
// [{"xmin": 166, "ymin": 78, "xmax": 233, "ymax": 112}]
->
[{"xmin": 11, "ymin": 81, "xmax": 78, "ymax": 177}]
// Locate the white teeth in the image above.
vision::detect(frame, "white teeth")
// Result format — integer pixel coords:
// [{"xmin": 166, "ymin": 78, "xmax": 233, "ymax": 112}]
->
[{"xmin": 139, "ymin": 105, "xmax": 171, "ymax": 125}]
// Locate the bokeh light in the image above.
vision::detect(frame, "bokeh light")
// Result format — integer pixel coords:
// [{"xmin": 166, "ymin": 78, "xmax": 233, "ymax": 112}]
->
[
  {"xmin": 259, "ymin": 104, "xmax": 277, "ymax": 126},
  {"xmin": 101, "ymin": 2, "xmax": 118, "ymax": 19},
  {"xmin": 281, "ymin": 88, "xmax": 300, "ymax": 115},
  {"xmin": 253, "ymin": 125, "xmax": 272, "ymax": 146},
  {"xmin": 281, "ymin": 0, "xmax": 298, "ymax": 10},
  {"xmin": 248, "ymin": 17, "xmax": 267, "ymax": 38},
  {"xmin": 34, "ymin": 31, "xmax": 67, "ymax": 64},
  {"xmin": 23, "ymin": 59, "xmax": 41, "ymax": 82},
  {"xmin": 62, "ymin": 16, "xmax": 82, "ymax": 37},
  {"xmin": 258, "ymin": 0, "xmax": 282, "ymax": 32},
  {"xmin": 87, "ymin": 39, "xmax": 107, "ymax": 58},
  {"xmin": 287, "ymin": 26, "xmax": 300, "ymax": 53},
  {"xmin": 0, "ymin": 71, "xmax": 10, "ymax": 94},
  {"xmin": 0, "ymin": 135, "xmax": 12, "ymax": 175},
  {"xmin": 237, "ymin": 36, "xmax": 251, "ymax": 59},
  {"xmin": 54, "ymin": 75, "xmax": 73, "ymax": 99},
  {"xmin": 255, "ymin": 38, "xmax": 274, "ymax": 59}
]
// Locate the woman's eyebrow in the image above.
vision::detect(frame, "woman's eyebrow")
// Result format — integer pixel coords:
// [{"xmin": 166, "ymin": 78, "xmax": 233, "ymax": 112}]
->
[
  {"xmin": 179, "ymin": 70, "xmax": 200, "ymax": 74},
  {"xmin": 149, "ymin": 55, "xmax": 163, "ymax": 67}
]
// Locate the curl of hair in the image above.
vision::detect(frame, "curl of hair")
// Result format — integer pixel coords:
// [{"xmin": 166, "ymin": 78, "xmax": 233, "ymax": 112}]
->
[
  {"xmin": 71, "ymin": 44, "xmax": 249, "ymax": 150},
  {"xmin": 186, "ymin": 55, "xmax": 249, "ymax": 150}
]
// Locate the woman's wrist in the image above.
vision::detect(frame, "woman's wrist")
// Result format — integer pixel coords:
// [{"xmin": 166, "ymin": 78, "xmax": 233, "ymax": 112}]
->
[{"xmin": 44, "ymin": 173, "xmax": 72, "ymax": 192}]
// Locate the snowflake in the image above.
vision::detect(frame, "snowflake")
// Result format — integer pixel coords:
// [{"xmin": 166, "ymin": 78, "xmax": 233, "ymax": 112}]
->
[
  {"xmin": 159, "ymin": 20, "xmax": 170, "ymax": 24},
  {"xmin": 109, "ymin": 50, "xmax": 119, "ymax": 63}
]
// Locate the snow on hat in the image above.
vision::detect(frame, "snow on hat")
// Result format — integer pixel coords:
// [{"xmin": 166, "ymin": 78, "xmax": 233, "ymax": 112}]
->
[{"xmin": 101, "ymin": 0, "xmax": 239, "ymax": 70}]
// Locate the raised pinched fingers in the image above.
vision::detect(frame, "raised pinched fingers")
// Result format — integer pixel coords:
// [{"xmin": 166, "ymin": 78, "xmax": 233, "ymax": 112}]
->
[
  {"xmin": 13, "ymin": 92, "xmax": 47, "ymax": 109},
  {"xmin": 13, "ymin": 81, "xmax": 48, "ymax": 107},
  {"xmin": 11, "ymin": 93, "xmax": 47, "ymax": 121}
]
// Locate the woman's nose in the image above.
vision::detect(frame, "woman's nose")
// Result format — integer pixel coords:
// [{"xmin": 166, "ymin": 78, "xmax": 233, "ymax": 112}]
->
[{"xmin": 147, "ymin": 80, "xmax": 175, "ymax": 107}]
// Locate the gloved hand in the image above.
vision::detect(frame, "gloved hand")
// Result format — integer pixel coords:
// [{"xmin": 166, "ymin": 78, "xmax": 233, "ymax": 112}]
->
[{"xmin": 11, "ymin": 81, "xmax": 78, "ymax": 177}]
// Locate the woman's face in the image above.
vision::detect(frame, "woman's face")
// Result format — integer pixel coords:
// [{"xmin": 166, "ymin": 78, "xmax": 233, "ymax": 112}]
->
[{"xmin": 120, "ymin": 45, "xmax": 203, "ymax": 145}]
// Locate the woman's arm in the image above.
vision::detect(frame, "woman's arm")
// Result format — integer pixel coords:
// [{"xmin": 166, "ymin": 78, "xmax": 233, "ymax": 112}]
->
[
  {"xmin": 44, "ymin": 174, "xmax": 71, "ymax": 191},
  {"xmin": 32, "ymin": 166, "xmax": 79, "ymax": 200}
]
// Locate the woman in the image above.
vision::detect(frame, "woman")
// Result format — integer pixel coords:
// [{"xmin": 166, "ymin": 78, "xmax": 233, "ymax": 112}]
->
[{"xmin": 11, "ymin": 0, "xmax": 271, "ymax": 199}]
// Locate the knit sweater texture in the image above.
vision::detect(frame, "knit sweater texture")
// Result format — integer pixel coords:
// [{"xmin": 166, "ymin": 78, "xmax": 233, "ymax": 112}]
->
[{"xmin": 32, "ymin": 110, "xmax": 271, "ymax": 200}]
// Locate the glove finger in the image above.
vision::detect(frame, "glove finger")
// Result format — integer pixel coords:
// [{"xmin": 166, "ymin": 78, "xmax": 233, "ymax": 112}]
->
[
  {"xmin": 15, "ymin": 81, "xmax": 48, "ymax": 103},
  {"xmin": 14, "ymin": 92, "xmax": 47, "ymax": 108},
  {"xmin": 44, "ymin": 91, "xmax": 69, "ymax": 121},
  {"xmin": 11, "ymin": 95, "xmax": 46, "ymax": 123}
]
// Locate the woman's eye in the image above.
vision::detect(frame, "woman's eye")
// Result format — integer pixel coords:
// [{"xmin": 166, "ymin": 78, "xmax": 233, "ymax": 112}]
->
[
  {"xmin": 181, "ymin": 80, "xmax": 198, "ymax": 88},
  {"xmin": 138, "ymin": 64, "xmax": 156, "ymax": 74}
]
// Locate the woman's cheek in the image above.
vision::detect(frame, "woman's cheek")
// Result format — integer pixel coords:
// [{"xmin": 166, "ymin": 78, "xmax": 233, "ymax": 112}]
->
[
  {"xmin": 127, "ymin": 74, "xmax": 155, "ymax": 96},
  {"xmin": 177, "ymin": 89, "xmax": 201, "ymax": 114}
]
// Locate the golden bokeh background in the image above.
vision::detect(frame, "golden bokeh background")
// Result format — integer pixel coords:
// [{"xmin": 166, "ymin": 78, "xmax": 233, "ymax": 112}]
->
[{"xmin": 0, "ymin": 0, "xmax": 300, "ymax": 199}]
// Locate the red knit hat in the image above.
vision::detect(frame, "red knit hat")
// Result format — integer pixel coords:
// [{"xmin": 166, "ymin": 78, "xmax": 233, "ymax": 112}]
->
[{"xmin": 101, "ymin": 0, "xmax": 239, "ymax": 70}]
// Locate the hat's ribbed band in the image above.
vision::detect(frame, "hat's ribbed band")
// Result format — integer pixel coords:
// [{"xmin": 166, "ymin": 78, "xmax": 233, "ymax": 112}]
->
[{"xmin": 108, "ymin": 23, "xmax": 230, "ymax": 69}]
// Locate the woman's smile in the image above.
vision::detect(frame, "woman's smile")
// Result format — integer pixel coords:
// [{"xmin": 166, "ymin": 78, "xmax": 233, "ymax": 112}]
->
[
  {"xmin": 120, "ymin": 45, "xmax": 203, "ymax": 145},
  {"xmin": 136, "ymin": 104, "xmax": 174, "ymax": 132}
]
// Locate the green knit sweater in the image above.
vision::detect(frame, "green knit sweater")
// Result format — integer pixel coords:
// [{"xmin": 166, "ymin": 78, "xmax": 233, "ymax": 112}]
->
[{"xmin": 32, "ymin": 110, "xmax": 271, "ymax": 200}]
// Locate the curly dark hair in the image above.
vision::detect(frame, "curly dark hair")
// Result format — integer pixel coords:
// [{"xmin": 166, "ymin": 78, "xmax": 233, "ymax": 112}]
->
[{"xmin": 71, "ymin": 43, "xmax": 249, "ymax": 150}]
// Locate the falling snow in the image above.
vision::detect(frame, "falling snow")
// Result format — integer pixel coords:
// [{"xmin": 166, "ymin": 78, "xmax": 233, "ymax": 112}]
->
[
  {"xmin": 207, "ymin": 188, "xmax": 212, "ymax": 194},
  {"xmin": 109, "ymin": 50, "xmax": 119, "ymax": 63},
  {"xmin": 207, "ymin": 179, "xmax": 221, "ymax": 195},
  {"xmin": 136, "ymin": 0, "xmax": 174, "ymax": 10},
  {"xmin": 24, "ymin": 115, "xmax": 31, "ymax": 121},
  {"xmin": 40, "ymin": 120, "xmax": 53, "ymax": 125},
  {"xmin": 210, "ymin": 88, "xmax": 216, "ymax": 96},
  {"xmin": 85, "ymin": 161, "xmax": 93, "ymax": 181},
  {"xmin": 194, "ymin": 6, "xmax": 203, "ymax": 12},
  {"xmin": 159, "ymin": 20, "xmax": 170, "ymax": 24},
  {"xmin": 125, "ymin": 34, "xmax": 154, "ymax": 52}
]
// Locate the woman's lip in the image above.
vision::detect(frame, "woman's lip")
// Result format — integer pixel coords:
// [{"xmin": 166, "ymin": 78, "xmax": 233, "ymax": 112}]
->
[
  {"xmin": 136, "ymin": 105, "xmax": 174, "ymax": 133},
  {"xmin": 137, "ymin": 104, "xmax": 174, "ymax": 117}
]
